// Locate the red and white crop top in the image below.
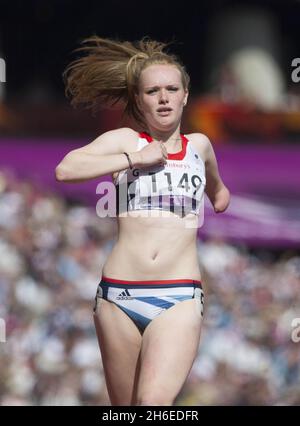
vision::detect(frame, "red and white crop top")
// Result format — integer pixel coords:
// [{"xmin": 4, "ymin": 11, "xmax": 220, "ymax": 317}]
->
[{"xmin": 114, "ymin": 132, "xmax": 206, "ymax": 217}]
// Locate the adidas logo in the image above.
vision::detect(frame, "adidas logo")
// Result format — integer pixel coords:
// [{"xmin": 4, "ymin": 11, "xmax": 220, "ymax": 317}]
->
[{"xmin": 116, "ymin": 289, "xmax": 134, "ymax": 300}]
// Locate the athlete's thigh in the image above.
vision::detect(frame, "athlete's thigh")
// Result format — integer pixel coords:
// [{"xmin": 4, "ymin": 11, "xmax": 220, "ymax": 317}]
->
[
  {"xmin": 93, "ymin": 297, "xmax": 142, "ymax": 405},
  {"xmin": 136, "ymin": 299, "xmax": 203, "ymax": 405}
]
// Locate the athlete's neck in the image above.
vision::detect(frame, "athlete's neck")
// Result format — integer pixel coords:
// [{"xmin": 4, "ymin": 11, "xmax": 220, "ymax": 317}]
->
[{"xmin": 145, "ymin": 128, "xmax": 182, "ymax": 151}]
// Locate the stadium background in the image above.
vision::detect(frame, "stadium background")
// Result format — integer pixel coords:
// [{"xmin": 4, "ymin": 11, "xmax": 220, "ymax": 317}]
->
[{"xmin": 0, "ymin": 0, "xmax": 299, "ymax": 405}]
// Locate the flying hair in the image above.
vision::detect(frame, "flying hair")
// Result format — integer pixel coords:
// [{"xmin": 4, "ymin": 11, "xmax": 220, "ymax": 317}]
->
[{"xmin": 63, "ymin": 35, "xmax": 190, "ymax": 127}]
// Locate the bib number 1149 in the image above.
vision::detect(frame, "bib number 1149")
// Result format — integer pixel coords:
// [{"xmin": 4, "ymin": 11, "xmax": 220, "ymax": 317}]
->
[{"xmin": 139, "ymin": 171, "xmax": 203, "ymax": 198}]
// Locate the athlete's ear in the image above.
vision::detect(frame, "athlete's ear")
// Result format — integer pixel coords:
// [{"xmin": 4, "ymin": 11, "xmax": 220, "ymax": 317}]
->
[
  {"xmin": 135, "ymin": 93, "xmax": 142, "ymax": 110},
  {"xmin": 183, "ymin": 90, "xmax": 189, "ymax": 107}
]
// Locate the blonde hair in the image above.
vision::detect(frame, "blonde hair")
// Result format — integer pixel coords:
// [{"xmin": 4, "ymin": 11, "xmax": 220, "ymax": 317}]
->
[{"xmin": 63, "ymin": 36, "xmax": 190, "ymax": 127}]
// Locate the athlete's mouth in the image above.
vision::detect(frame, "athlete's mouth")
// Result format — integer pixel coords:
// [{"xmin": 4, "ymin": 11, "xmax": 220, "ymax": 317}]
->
[{"xmin": 157, "ymin": 107, "xmax": 173, "ymax": 113}]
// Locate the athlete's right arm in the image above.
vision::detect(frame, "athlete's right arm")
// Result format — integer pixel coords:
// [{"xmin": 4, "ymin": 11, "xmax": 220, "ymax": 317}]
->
[{"xmin": 55, "ymin": 128, "xmax": 140, "ymax": 183}]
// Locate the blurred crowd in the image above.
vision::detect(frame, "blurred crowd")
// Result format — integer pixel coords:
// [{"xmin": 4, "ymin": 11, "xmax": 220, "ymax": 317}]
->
[
  {"xmin": 0, "ymin": 168, "xmax": 299, "ymax": 406},
  {"xmin": 180, "ymin": 241, "xmax": 300, "ymax": 405}
]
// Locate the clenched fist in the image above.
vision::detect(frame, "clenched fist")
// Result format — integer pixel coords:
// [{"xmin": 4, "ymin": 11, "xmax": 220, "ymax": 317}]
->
[{"xmin": 131, "ymin": 140, "xmax": 168, "ymax": 168}]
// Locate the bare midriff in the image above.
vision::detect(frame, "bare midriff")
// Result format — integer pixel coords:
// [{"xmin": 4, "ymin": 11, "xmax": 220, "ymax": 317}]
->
[{"xmin": 102, "ymin": 210, "xmax": 202, "ymax": 281}]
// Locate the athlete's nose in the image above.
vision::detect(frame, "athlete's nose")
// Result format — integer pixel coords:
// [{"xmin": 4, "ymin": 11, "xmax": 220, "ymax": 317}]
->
[{"xmin": 158, "ymin": 88, "xmax": 169, "ymax": 104}]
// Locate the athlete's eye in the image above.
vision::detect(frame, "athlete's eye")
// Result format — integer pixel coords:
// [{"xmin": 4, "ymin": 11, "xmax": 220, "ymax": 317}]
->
[
  {"xmin": 146, "ymin": 89, "xmax": 157, "ymax": 94},
  {"xmin": 168, "ymin": 87, "xmax": 179, "ymax": 91}
]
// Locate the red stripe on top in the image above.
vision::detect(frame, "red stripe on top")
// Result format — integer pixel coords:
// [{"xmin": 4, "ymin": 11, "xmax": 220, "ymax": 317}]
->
[
  {"xmin": 102, "ymin": 275, "xmax": 201, "ymax": 285},
  {"xmin": 139, "ymin": 132, "xmax": 188, "ymax": 160},
  {"xmin": 139, "ymin": 132, "xmax": 153, "ymax": 142}
]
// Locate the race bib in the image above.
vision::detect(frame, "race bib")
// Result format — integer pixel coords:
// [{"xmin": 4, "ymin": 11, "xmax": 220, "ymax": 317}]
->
[{"xmin": 138, "ymin": 166, "xmax": 204, "ymax": 202}]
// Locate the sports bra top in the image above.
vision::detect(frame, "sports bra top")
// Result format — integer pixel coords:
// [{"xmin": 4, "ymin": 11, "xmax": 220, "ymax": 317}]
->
[{"xmin": 114, "ymin": 132, "xmax": 206, "ymax": 217}]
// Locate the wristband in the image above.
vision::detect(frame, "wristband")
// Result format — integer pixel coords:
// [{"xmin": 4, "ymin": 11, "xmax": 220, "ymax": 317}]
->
[{"xmin": 123, "ymin": 152, "xmax": 133, "ymax": 169}]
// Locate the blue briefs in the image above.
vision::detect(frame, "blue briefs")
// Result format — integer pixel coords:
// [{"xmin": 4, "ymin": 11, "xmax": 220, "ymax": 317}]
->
[{"xmin": 94, "ymin": 276, "xmax": 204, "ymax": 333}]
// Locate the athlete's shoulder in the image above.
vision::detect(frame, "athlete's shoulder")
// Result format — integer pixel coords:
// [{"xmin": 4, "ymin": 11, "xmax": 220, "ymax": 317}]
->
[
  {"xmin": 186, "ymin": 132, "xmax": 211, "ymax": 146},
  {"xmin": 185, "ymin": 133, "xmax": 212, "ymax": 162},
  {"xmin": 75, "ymin": 127, "xmax": 139, "ymax": 156},
  {"xmin": 97, "ymin": 127, "xmax": 139, "ymax": 152},
  {"xmin": 102, "ymin": 127, "xmax": 139, "ymax": 140}
]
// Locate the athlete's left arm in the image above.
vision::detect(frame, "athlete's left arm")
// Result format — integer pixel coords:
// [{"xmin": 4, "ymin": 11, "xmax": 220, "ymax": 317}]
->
[{"xmin": 203, "ymin": 135, "xmax": 230, "ymax": 213}]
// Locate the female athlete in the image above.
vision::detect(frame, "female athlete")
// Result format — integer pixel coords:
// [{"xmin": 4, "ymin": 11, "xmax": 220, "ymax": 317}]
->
[{"xmin": 56, "ymin": 36, "xmax": 230, "ymax": 406}]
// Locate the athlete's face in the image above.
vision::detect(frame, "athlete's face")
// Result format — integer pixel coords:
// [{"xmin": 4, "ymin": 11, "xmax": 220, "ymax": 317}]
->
[{"xmin": 137, "ymin": 64, "xmax": 188, "ymax": 131}]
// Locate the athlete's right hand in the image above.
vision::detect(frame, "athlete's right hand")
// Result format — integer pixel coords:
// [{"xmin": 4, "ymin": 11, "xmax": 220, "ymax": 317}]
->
[{"xmin": 131, "ymin": 140, "xmax": 168, "ymax": 168}]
